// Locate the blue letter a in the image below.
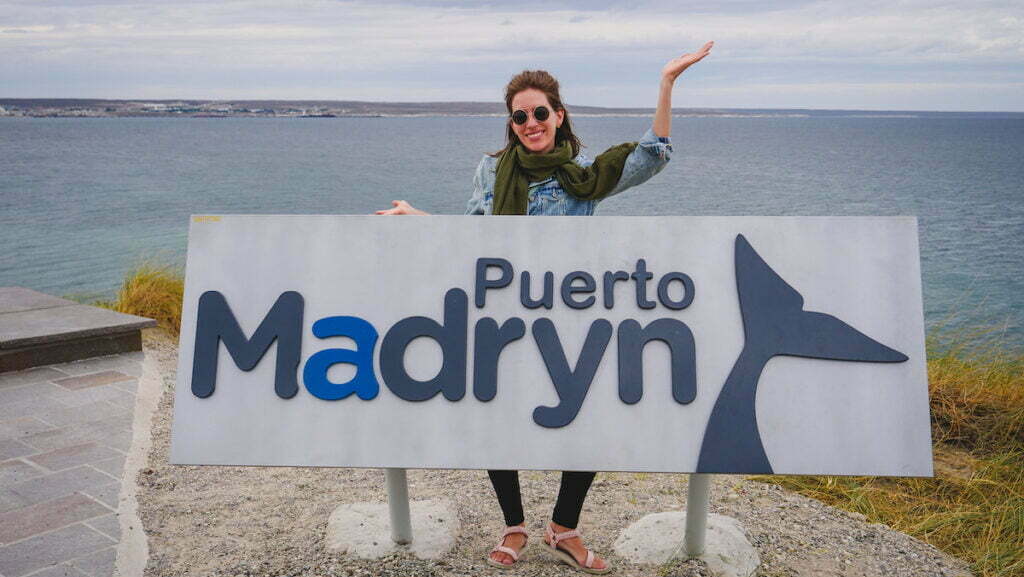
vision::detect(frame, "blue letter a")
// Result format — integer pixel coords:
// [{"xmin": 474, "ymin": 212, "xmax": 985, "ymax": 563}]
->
[{"xmin": 303, "ymin": 316, "xmax": 380, "ymax": 400}]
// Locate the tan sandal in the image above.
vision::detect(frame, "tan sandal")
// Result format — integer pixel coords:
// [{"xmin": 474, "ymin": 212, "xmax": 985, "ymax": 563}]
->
[
  {"xmin": 486, "ymin": 525, "xmax": 529, "ymax": 569},
  {"xmin": 542, "ymin": 523, "xmax": 612, "ymax": 574}
]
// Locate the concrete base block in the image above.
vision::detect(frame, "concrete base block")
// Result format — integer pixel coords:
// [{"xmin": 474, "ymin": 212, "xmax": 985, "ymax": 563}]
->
[
  {"xmin": 614, "ymin": 512, "xmax": 760, "ymax": 577},
  {"xmin": 326, "ymin": 499, "xmax": 458, "ymax": 560}
]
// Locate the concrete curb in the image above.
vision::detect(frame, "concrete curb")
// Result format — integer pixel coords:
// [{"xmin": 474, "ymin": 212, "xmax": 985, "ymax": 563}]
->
[{"xmin": 114, "ymin": 347, "xmax": 163, "ymax": 576}]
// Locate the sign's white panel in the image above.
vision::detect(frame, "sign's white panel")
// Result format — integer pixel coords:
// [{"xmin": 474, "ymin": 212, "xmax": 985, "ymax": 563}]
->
[{"xmin": 170, "ymin": 215, "xmax": 931, "ymax": 476}]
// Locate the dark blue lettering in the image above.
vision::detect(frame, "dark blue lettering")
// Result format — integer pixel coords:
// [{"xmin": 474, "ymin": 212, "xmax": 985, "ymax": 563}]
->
[
  {"xmin": 631, "ymin": 259, "xmax": 656, "ymax": 309},
  {"xmin": 380, "ymin": 288, "xmax": 468, "ymax": 402},
  {"xmin": 657, "ymin": 272, "xmax": 695, "ymax": 310},
  {"xmin": 472, "ymin": 317, "xmax": 526, "ymax": 401},
  {"xmin": 561, "ymin": 271, "xmax": 596, "ymax": 309},
  {"xmin": 531, "ymin": 318, "xmax": 613, "ymax": 428},
  {"xmin": 603, "ymin": 270, "xmax": 629, "ymax": 309},
  {"xmin": 520, "ymin": 271, "xmax": 554, "ymax": 309},
  {"xmin": 190, "ymin": 291, "xmax": 304, "ymax": 399},
  {"xmin": 617, "ymin": 319, "xmax": 696, "ymax": 405},
  {"xmin": 475, "ymin": 258, "xmax": 513, "ymax": 308}
]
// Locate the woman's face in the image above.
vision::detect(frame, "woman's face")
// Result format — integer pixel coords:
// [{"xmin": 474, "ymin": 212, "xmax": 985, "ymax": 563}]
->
[{"xmin": 509, "ymin": 88, "xmax": 565, "ymax": 154}]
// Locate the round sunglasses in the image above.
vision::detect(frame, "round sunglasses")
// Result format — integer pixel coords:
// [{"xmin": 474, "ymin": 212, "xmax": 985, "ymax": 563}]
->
[{"xmin": 511, "ymin": 106, "xmax": 550, "ymax": 125}]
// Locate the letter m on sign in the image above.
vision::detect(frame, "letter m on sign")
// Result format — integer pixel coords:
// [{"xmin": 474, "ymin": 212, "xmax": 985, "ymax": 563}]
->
[{"xmin": 191, "ymin": 291, "xmax": 304, "ymax": 399}]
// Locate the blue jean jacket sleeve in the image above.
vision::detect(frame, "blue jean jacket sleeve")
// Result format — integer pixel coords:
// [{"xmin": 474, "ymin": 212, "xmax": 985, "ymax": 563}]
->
[
  {"xmin": 465, "ymin": 156, "xmax": 491, "ymax": 215},
  {"xmin": 605, "ymin": 127, "xmax": 672, "ymax": 198}
]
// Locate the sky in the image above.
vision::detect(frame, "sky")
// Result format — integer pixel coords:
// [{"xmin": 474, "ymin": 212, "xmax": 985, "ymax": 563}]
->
[{"xmin": 1, "ymin": 0, "xmax": 1022, "ymax": 111}]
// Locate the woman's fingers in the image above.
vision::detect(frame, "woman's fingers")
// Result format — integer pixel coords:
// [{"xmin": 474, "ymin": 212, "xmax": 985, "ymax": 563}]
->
[
  {"xmin": 685, "ymin": 41, "xmax": 713, "ymax": 58},
  {"xmin": 375, "ymin": 202, "xmax": 401, "ymax": 215},
  {"xmin": 684, "ymin": 41, "xmax": 713, "ymax": 63},
  {"xmin": 375, "ymin": 200, "xmax": 420, "ymax": 215}
]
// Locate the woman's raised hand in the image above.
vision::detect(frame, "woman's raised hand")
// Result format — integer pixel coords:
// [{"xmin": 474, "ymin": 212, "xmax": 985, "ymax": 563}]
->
[
  {"xmin": 661, "ymin": 41, "xmax": 714, "ymax": 83},
  {"xmin": 375, "ymin": 200, "xmax": 429, "ymax": 215},
  {"xmin": 652, "ymin": 41, "xmax": 712, "ymax": 137}
]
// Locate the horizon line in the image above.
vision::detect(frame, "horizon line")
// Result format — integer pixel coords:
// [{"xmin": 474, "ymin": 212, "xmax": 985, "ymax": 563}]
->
[{"xmin": 1, "ymin": 97, "xmax": 1022, "ymax": 115}]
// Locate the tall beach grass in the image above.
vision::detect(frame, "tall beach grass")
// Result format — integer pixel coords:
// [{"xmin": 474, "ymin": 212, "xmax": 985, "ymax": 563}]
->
[
  {"xmin": 94, "ymin": 262, "xmax": 184, "ymax": 336},
  {"xmin": 96, "ymin": 265, "xmax": 1022, "ymax": 576}
]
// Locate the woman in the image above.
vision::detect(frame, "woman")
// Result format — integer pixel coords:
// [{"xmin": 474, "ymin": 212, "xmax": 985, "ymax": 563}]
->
[{"xmin": 377, "ymin": 41, "xmax": 713, "ymax": 573}]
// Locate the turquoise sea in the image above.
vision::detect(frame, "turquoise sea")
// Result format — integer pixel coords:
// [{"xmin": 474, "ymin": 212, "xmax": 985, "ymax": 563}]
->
[{"xmin": 1, "ymin": 116, "xmax": 1021, "ymax": 347}]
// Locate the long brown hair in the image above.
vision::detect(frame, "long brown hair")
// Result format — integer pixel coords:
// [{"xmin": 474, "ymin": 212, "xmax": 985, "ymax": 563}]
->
[{"xmin": 490, "ymin": 70, "xmax": 583, "ymax": 158}]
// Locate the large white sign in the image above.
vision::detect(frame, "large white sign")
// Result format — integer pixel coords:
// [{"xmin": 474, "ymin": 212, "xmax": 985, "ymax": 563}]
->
[{"xmin": 170, "ymin": 215, "xmax": 931, "ymax": 476}]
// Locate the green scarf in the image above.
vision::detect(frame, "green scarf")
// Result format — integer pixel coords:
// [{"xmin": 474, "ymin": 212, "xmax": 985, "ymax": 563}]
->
[{"xmin": 492, "ymin": 140, "xmax": 637, "ymax": 215}]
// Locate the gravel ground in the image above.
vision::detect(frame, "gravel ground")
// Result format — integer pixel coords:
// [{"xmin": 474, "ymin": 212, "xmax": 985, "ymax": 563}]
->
[{"xmin": 137, "ymin": 333, "xmax": 972, "ymax": 577}]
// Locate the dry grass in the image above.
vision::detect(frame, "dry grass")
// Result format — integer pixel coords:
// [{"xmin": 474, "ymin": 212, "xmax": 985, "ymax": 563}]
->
[
  {"xmin": 754, "ymin": 334, "xmax": 1024, "ymax": 577},
  {"xmin": 96, "ymin": 262, "xmax": 185, "ymax": 336},
  {"xmin": 929, "ymin": 345, "xmax": 1024, "ymax": 454}
]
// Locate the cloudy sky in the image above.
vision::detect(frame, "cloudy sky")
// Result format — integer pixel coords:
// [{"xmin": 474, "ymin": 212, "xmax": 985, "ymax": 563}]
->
[{"xmin": 2, "ymin": 0, "xmax": 1022, "ymax": 111}]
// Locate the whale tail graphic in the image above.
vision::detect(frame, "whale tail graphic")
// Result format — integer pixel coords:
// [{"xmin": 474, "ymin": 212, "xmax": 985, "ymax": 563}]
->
[
  {"xmin": 735, "ymin": 234, "xmax": 908, "ymax": 363},
  {"xmin": 696, "ymin": 235, "xmax": 908, "ymax": 474}
]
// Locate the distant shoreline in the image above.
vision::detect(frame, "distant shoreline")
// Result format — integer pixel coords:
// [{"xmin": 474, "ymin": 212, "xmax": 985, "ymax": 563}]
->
[{"xmin": 2, "ymin": 98, "xmax": 1022, "ymax": 119}]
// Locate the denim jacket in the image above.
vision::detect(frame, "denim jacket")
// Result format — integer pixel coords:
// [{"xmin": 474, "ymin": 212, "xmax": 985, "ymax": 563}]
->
[{"xmin": 464, "ymin": 127, "xmax": 672, "ymax": 216}]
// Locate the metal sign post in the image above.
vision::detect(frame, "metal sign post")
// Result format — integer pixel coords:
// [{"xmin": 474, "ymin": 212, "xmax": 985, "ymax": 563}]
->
[
  {"xmin": 386, "ymin": 469, "xmax": 711, "ymax": 553},
  {"xmin": 684, "ymin": 473, "xmax": 711, "ymax": 556},
  {"xmin": 385, "ymin": 468, "xmax": 413, "ymax": 544},
  {"xmin": 378, "ymin": 468, "xmax": 724, "ymax": 565}
]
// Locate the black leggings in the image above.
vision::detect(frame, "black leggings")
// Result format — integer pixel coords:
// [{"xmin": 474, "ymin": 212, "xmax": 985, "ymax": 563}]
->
[{"xmin": 487, "ymin": 470, "xmax": 596, "ymax": 529}]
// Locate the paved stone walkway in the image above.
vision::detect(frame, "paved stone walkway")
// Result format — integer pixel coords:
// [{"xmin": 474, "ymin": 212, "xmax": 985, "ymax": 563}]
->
[{"xmin": 0, "ymin": 352, "xmax": 144, "ymax": 577}]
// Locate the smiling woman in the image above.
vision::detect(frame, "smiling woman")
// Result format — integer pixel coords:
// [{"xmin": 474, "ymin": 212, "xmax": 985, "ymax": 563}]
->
[
  {"xmin": 374, "ymin": 41, "xmax": 713, "ymax": 573},
  {"xmin": 377, "ymin": 41, "xmax": 713, "ymax": 219}
]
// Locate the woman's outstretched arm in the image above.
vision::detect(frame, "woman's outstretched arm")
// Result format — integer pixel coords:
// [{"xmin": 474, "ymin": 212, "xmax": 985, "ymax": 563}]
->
[{"xmin": 653, "ymin": 41, "xmax": 714, "ymax": 138}]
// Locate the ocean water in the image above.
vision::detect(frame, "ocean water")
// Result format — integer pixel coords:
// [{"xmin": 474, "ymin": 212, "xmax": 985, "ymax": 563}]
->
[{"xmin": 1, "ymin": 116, "xmax": 1021, "ymax": 347}]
